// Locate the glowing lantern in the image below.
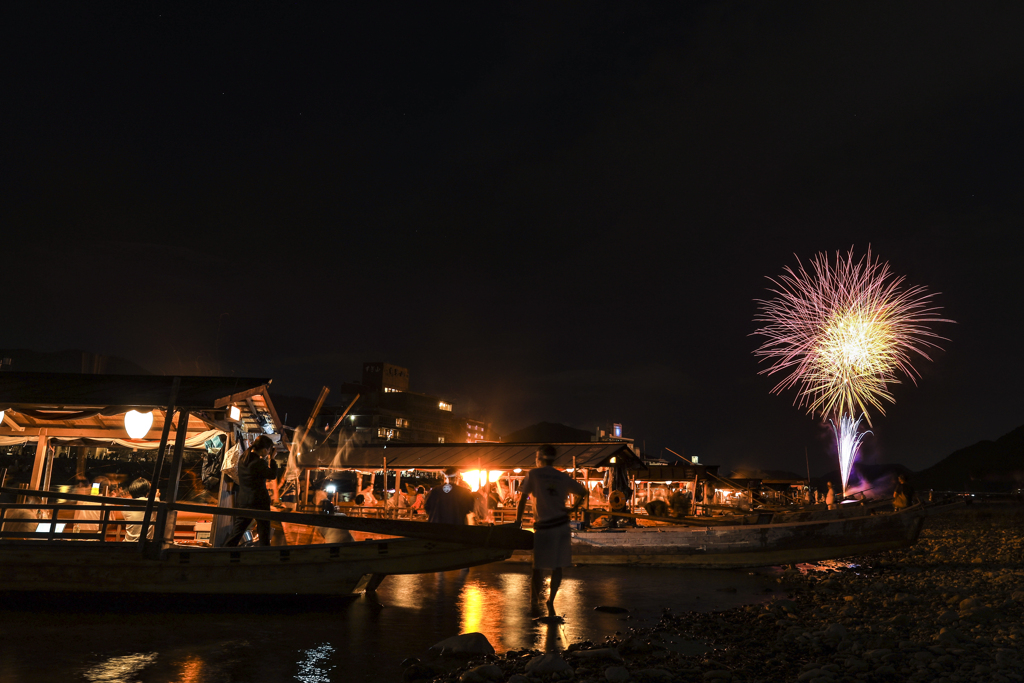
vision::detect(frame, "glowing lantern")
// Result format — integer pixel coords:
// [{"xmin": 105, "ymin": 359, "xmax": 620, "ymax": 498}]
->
[
  {"xmin": 0, "ymin": 410, "xmax": 5, "ymax": 425},
  {"xmin": 124, "ymin": 410, "xmax": 154, "ymax": 439}
]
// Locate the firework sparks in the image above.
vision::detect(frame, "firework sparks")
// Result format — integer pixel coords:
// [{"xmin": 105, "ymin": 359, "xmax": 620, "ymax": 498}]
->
[
  {"xmin": 831, "ymin": 414, "xmax": 871, "ymax": 493},
  {"xmin": 753, "ymin": 247, "xmax": 952, "ymax": 493}
]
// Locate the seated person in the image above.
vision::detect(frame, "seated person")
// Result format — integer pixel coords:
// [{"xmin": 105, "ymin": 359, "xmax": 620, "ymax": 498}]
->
[{"xmin": 123, "ymin": 477, "xmax": 157, "ymax": 542}]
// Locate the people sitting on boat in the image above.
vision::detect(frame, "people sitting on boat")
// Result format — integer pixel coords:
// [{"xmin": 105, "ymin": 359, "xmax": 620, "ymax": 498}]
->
[
  {"xmin": 471, "ymin": 483, "xmax": 493, "ymax": 524},
  {"xmin": 223, "ymin": 435, "xmax": 280, "ymax": 547},
  {"xmin": 410, "ymin": 486, "xmax": 426, "ymax": 515},
  {"xmin": 73, "ymin": 476, "xmax": 118, "ymax": 538},
  {"xmin": 1, "ymin": 496, "xmax": 40, "ymax": 539},
  {"xmin": 386, "ymin": 488, "xmax": 408, "ymax": 509},
  {"xmin": 425, "ymin": 467, "xmax": 475, "ymax": 524},
  {"xmin": 123, "ymin": 477, "xmax": 156, "ymax": 542},
  {"xmin": 355, "ymin": 484, "xmax": 378, "ymax": 507}
]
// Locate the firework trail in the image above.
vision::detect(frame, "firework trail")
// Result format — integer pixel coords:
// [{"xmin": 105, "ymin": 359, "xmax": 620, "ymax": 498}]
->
[{"xmin": 753, "ymin": 247, "xmax": 951, "ymax": 493}]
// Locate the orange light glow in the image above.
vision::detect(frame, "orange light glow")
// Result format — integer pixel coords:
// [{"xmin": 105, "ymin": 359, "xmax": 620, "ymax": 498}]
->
[{"xmin": 461, "ymin": 469, "xmax": 505, "ymax": 492}]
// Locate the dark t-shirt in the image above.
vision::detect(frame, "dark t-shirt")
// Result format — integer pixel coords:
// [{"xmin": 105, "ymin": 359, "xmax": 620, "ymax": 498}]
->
[{"xmin": 424, "ymin": 482, "xmax": 475, "ymax": 524}]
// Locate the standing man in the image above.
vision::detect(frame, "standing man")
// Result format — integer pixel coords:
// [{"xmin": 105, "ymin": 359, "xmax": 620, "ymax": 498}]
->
[
  {"xmin": 825, "ymin": 481, "xmax": 837, "ymax": 510},
  {"xmin": 893, "ymin": 474, "xmax": 915, "ymax": 511},
  {"xmin": 425, "ymin": 467, "xmax": 475, "ymax": 524},
  {"xmin": 515, "ymin": 445, "xmax": 588, "ymax": 609}
]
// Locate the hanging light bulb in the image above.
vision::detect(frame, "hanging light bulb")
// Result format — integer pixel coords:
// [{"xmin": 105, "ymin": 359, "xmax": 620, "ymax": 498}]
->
[{"xmin": 124, "ymin": 410, "xmax": 154, "ymax": 439}]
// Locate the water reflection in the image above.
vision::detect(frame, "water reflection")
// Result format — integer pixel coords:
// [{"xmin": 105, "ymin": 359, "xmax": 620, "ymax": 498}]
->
[
  {"xmin": 0, "ymin": 564, "xmax": 780, "ymax": 683},
  {"xmin": 296, "ymin": 644, "xmax": 335, "ymax": 683},
  {"xmin": 81, "ymin": 652, "xmax": 157, "ymax": 683}
]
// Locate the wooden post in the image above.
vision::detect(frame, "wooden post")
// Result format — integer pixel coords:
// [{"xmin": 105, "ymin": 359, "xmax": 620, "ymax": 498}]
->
[
  {"xmin": 164, "ymin": 410, "xmax": 191, "ymax": 505},
  {"xmin": 585, "ymin": 468, "xmax": 590, "ymax": 511},
  {"xmin": 29, "ymin": 429, "xmax": 48, "ymax": 491},
  {"xmin": 42, "ymin": 443, "xmax": 55, "ymax": 491},
  {"xmin": 382, "ymin": 456, "xmax": 388, "ymax": 505},
  {"xmin": 140, "ymin": 377, "xmax": 180, "ymax": 552}
]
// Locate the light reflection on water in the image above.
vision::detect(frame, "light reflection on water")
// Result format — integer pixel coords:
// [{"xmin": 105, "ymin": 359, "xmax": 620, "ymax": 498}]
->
[{"xmin": 0, "ymin": 563, "xmax": 780, "ymax": 683}]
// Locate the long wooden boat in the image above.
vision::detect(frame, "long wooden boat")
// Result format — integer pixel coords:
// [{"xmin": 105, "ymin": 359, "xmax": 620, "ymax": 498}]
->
[
  {"xmin": 0, "ymin": 487, "xmax": 532, "ymax": 596},
  {"xmin": 507, "ymin": 503, "xmax": 946, "ymax": 568}
]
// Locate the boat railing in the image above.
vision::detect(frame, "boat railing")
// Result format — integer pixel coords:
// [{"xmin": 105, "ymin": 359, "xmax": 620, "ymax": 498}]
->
[
  {"xmin": 0, "ymin": 485, "xmax": 536, "ymax": 551},
  {"xmin": 0, "ymin": 494, "xmax": 149, "ymax": 543}
]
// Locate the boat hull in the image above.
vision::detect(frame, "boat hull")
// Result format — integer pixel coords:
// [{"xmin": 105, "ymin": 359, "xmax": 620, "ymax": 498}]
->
[
  {"xmin": 0, "ymin": 537, "xmax": 511, "ymax": 595},
  {"xmin": 509, "ymin": 508, "xmax": 926, "ymax": 568}
]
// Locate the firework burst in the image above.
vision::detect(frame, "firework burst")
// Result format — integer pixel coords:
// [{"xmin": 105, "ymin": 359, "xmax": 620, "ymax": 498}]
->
[{"xmin": 753, "ymin": 246, "xmax": 952, "ymax": 492}]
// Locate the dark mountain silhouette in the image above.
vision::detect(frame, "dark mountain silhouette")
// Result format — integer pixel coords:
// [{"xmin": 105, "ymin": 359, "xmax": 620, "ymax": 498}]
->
[
  {"xmin": 0, "ymin": 348, "xmax": 150, "ymax": 375},
  {"xmin": 913, "ymin": 424, "xmax": 1024, "ymax": 492}
]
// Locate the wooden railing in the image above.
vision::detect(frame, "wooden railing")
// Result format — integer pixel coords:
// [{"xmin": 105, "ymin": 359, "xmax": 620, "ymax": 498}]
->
[{"xmin": 0, "ymin": 485, "xmax": 535, "ymax": 551}]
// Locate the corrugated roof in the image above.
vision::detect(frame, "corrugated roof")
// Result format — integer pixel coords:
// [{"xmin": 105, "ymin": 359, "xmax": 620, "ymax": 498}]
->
[
  {"xmin": 0, "ymin": 372, "xmax": 271, "ymax": 411},
  {"xmin": 303, "ymin": 442, "xmax": 642, "ymax": 470}
]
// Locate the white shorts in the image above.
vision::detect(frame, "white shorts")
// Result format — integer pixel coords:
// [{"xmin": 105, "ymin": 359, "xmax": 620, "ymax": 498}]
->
[{"xmin": 532, "ymin": 523, "xmax": 572, "ymax": 569}]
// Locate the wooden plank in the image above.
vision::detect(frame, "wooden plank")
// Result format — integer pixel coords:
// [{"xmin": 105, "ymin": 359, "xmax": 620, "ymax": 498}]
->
[
  {"xmin": 172, "ymin": 501, "xmax": 535, "ymax": 550},
  {"xmin": 29, "ymin": 431, "xmax": 47, "ymax": 490}
]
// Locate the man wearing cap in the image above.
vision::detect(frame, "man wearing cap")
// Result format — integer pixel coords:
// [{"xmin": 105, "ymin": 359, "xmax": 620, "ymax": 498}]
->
[{"xmin": 515, "ymin": 445, "xmax": 589, "ymax": 608}]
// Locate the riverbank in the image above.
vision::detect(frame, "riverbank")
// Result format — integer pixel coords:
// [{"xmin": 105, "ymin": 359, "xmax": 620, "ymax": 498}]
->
[{"xmin": 414, "ymin": 505, "xmax": 1024, "ymax": 683}]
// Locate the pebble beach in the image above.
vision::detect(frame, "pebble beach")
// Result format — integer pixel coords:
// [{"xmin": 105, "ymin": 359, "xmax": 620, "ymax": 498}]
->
[{"xmin": 409, "ymin": 504, "xmax": 1024, "ymax": 683}]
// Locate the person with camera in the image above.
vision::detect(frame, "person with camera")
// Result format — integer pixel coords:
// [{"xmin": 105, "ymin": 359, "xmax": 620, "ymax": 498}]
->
[{"xmin": 223, "ymin": 435, "xmax": 280, "ymax": 547}]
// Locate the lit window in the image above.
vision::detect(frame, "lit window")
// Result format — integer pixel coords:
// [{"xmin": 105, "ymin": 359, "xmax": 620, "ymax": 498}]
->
[
  {"xmin": 439, "ymin": 401, "xmax": 452, "ymax": 412},
  {"xmin": 614, "ymin": 423, "xmax": 622, "ymax": 437},
  {"xmin": 438, "ymin": 436, "xmax": 445, "ymax": 443}
]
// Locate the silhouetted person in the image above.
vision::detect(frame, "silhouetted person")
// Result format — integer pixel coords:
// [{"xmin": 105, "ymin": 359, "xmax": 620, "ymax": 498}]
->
[
  {"xmin": 893, "ymin": 474, "xmax": 915, "ymax": 511},
  {"xmin": 515, "ymin": 445, "xmax": 588, "ymax": 610},
  {"xmin": 425, "ymin": 467, "xmax": 475, "ymax": 524},
  {"xmin": 224, "ymin": 435, "xmax": 279, "ymax": 547}
]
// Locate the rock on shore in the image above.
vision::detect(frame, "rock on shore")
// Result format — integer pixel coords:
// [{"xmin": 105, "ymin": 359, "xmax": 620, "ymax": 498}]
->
[{"xmin": 407, "ymin": 506, "xmax": 1024, "ymax": 683}]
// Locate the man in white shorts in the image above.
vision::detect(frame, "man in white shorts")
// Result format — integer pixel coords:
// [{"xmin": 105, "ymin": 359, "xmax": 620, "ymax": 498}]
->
[{"xmin": 515, "ymin": 445, "xmax": 588, "ymax": 608}]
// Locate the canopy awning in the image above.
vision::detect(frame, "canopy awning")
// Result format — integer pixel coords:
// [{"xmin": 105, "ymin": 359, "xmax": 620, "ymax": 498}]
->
[
  {"xmin": 0, "ymin": 372, "xmax": 280, "ymax": 442},
  {"xmin": 303, "ymin": 442, "xmax": 643, "ymax": 471}
]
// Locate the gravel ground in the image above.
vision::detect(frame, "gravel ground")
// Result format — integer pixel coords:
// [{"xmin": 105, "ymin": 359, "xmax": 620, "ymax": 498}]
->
[{"xmin": 408, "ymin": 504, "xmax": 1024, "ymax": 683}]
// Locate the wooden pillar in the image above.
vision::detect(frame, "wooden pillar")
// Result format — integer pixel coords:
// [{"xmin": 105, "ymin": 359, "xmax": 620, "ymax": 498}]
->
[
  {"xmin": 29, "ymin": 429, "xmax": 48, "ymax": 490},
  {"xmin": 140, "ymin": 377, "xmax": 180, "ymax": 553},
  {"xmin": 164, "ymin": 410, "xmax": 191, "ymax": 504}
]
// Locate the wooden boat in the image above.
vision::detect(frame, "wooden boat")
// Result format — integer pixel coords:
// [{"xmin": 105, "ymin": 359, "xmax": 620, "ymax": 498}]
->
[
  {"xmin": 0, "ymin": 486, "xmax": 532, "ymax": 596},
  {"xmin": 507, "ymin": 503, "xmax": 948, "ymax": 568}
]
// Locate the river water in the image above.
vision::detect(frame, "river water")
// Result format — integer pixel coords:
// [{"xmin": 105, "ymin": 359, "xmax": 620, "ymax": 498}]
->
[{"xmin": 0, "ymin": 563, "xmax": 783, "ymax": 683}]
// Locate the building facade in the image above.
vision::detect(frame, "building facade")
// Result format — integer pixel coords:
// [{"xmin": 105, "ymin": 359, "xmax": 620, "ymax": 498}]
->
[{"xmin": 317, "ymin": 363, "xmax": 492, "ymax": 446}]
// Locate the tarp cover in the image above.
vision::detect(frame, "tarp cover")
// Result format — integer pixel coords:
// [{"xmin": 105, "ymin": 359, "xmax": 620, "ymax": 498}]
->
[{"xmin": 303, "ymin": 442, "xmax": 643, "ymax": 471}]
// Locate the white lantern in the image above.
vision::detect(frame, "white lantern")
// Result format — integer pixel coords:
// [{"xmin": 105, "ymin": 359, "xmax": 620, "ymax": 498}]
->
[
  {"xmin": 124, "ymin": 410, "xmax": 154, "ymax": 439},
  {"xmin": 0, "ymin": 410, "xmax": 5, "ymax": 425}
]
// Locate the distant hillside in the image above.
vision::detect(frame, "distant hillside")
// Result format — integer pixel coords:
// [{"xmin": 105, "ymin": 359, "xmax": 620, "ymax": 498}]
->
[
  {"xmin": 0, "ymin": 349, "xmax": 150, "ymax": 375},
  {"xmin": 914, "ymin": 424, "xmax": 1024, "ymax": 492}
]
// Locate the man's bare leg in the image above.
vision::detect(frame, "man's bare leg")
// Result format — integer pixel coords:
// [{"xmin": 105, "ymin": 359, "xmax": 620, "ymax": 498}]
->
[
  {"xmin": 547, "ymin": 567, "xmax": 563, "ymax": 607},
  {"xmin": 531, "ymin": 569, "xmax": 544, "ymax": 601}
]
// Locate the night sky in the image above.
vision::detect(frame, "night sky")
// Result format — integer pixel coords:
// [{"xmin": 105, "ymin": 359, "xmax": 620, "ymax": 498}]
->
[{"xmin": 3, "ymin": 3, "xmax": 1022, "ymax": 476}]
